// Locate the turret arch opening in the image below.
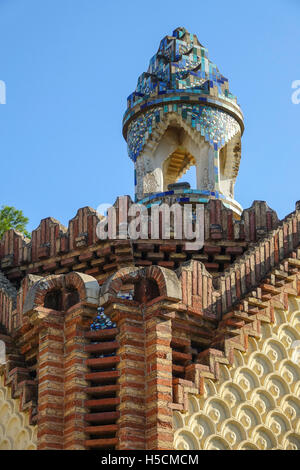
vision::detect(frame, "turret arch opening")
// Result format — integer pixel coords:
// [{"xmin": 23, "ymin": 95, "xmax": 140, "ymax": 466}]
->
[
  {"xmin": 162, "ymin": 147, "xmax": 196, "ymax": 190},
  {"xmin": 141, "ymin": 122, "xmax": 216, "ymax": 196}
]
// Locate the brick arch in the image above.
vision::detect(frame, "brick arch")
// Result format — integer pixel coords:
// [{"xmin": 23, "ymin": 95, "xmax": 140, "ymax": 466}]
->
[
  {"xmin": 64, "ymin": 272, "xmax": 100, "ymax": 306},
  {"xmin": 23, "ymin": 275, "xmax": 64, "ymax": 314},
  {"xmin": 100, "ymin": 265, "xmax": 182, "ymax": 304},
  {"xmin": 146, "ymin": 265, "xmax": 182, "ymax": 300},
  {"xmin": 23, "ymin": 272, "xmax": 100, "ymax": 314}
]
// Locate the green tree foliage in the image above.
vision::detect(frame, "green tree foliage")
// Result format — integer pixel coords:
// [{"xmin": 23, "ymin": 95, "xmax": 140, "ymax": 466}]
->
[{"xmin": 0, "ymin": 206, "xmax": 31, "ymax": 239}]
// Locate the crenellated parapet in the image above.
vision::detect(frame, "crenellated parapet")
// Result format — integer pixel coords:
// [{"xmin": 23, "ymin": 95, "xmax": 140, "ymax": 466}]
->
[
  {"xmin": 0, "ymin": 207, "xmax": 102, "ymax": 282},
  {"xmin": 0, "ymin": 198, "xmax": 281, "ymax": 286}
]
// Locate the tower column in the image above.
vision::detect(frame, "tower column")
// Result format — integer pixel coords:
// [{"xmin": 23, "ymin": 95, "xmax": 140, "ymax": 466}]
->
[
  {"xmin": 144, "ymin": 303, "xmax": 173, "ymax": 450},
  {"xmin": 110, "ymin": 305, "xmax": 146, "ymax": 450},
  {"xmin": 37, "ymin": 309, "xmax": 64, "ymax": 450},
  {"xmin": 63, "ymin": 303, "xmax": 94, "ymax": 449}
]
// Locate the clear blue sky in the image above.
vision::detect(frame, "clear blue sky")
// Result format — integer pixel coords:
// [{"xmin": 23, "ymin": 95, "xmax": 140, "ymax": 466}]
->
[{"xmin": 0, "ymin": 0, "xmax": 299, "ymax": 232}]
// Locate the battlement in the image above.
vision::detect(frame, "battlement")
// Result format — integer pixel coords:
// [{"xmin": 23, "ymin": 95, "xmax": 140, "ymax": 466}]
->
[{"xmin": 0, "ymin": 198, "xmax": 282, "ymax": 287}]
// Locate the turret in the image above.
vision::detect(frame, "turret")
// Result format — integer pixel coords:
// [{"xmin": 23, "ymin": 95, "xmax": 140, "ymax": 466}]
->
[{"xmin": 123, "ymin": 27, "xmax": 244, "ymax": 215}]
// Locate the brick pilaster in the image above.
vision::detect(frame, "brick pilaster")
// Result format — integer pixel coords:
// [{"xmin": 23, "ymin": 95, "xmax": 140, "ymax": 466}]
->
[
  {"xmin": 144, "ymin": 304, "xmax": 173, "ymax": 450},
  {"xmin": 63, "ymin": 304, "xmax": 95, "ymax": 449},
  {"xmin": 37, "ymin": 310, "xmax": 64, "ymax": 450},
  {"xmin": 111, "ymin": 304, "xmax": 146, "ymax": 450}
]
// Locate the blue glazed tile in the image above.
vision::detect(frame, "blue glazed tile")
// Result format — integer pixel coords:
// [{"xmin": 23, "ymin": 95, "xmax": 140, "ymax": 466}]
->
[{"xmin": 197, "ymin": 198, "xmax": 209, "ymax": 203}]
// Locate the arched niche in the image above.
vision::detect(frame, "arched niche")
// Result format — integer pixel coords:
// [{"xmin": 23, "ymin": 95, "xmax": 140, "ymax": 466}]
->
[
  {"xmin": 100, "ymin": 265, "xmax": 182, "ymax": 307},
  {"xmin": 23, "ymin": 271, "xmax": 100, "ymax": 315}
]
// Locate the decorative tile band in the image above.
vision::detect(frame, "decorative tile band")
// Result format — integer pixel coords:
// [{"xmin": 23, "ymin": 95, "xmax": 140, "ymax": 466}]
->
[
  {"xmin": 122, "ymin": 92, "xmax": 244, "ymax": 129},
  {"xmin": 136, "ymin": 190, "xmax": 243, "ymax": 215},
  {"xmin": 127, "ymin": 103, "xmax": 241, "ymax": 162}
]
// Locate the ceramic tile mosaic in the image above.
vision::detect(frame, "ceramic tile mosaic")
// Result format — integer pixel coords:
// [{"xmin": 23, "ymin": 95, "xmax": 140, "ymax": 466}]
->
[
  {"xmin": 125, "ymin": 27, "xmax": 236, "ymax": 113},
  {"xmin": 126, "ymin": 104, "xmax": 240, "ymax": 162}
]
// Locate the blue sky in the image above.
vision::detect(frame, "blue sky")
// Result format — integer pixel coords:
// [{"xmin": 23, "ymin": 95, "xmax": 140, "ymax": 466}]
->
[{"xmin": 0, "ymin": 0, "xmax": 299, "ymax": 232}]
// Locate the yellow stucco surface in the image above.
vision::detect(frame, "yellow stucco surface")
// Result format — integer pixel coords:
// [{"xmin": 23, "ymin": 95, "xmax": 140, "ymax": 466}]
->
[{"xmin": 0, "ymin": 375, "xmax": 37, "ymax": 450}]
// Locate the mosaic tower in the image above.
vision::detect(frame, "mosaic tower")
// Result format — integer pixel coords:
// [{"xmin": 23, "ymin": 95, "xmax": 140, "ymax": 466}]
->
[{"xmin": 123, "ymin": 27, "xmax": 244, "ymax": 215}]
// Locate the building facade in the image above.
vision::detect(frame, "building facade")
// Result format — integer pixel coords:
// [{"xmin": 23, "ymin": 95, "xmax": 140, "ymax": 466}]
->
[{"xmin": 0, "ymin": 28, "xmax": 299, "ymax": 450}]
